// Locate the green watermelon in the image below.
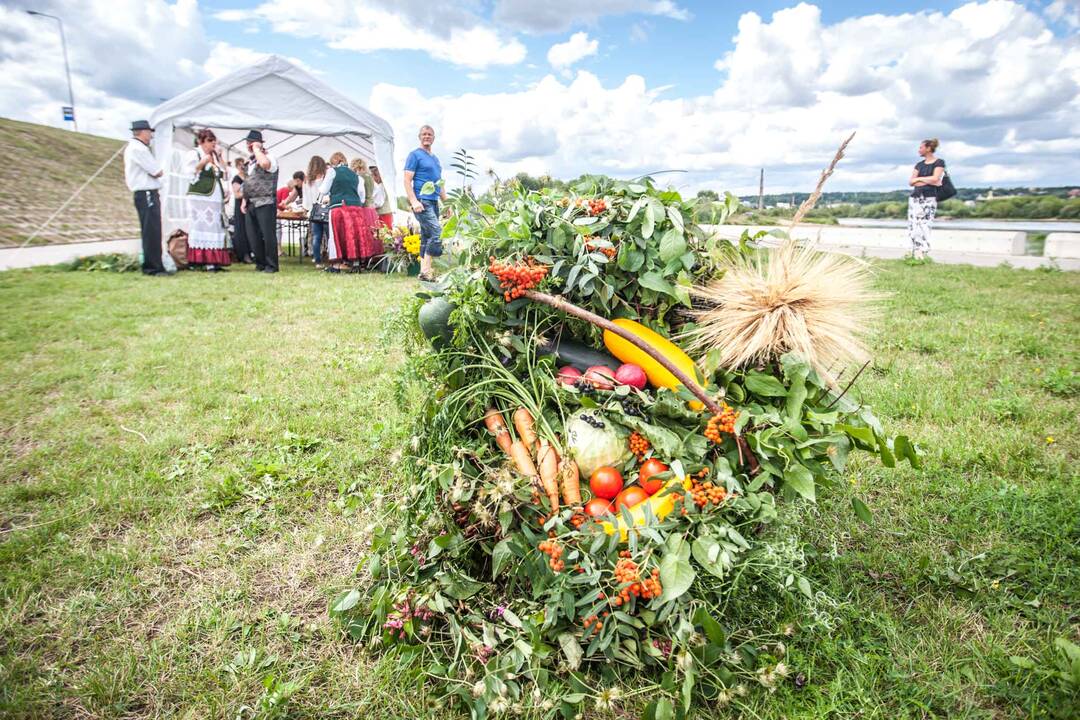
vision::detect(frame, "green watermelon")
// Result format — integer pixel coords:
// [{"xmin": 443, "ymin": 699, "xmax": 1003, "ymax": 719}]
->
[{"xmin": 418, "ymin": 297, "xmax": 455, "ymax": 345}]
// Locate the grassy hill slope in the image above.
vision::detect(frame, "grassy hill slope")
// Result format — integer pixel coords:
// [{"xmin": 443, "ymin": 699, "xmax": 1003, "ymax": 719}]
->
[{"xmin": 0, "ymin": 117, "xmax": 138, "ymax": 247}]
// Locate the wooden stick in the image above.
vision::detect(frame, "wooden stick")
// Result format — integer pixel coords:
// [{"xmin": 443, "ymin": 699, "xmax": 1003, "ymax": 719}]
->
[{"xmin": 523, "ymin": 289, "xmax": 760, "ymax": 474}]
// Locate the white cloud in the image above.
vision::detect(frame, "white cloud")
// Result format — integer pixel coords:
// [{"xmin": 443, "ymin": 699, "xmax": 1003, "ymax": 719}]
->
[
  {"xmin": 215, "ymin": 0, "xmax": 526, "ymax": 69},
  {"xmin": 0, "ymin": 1, "xmax": 312, "ymax": 139},
  {"xmin": 494, "ymin": 0, "xmax": 689, "ymax": 33},
  {"xmin": 373, "ymin": 1, "xmax": 1080, "ymax": 193},
  {"xmin": 547, "ymin": 32, "xmax": 599, "ymax": 69}
]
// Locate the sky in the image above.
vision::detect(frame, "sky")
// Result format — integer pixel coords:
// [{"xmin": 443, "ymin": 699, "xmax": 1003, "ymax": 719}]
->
[{"xmin": 1, "ymin": 0, "xmax": 1078, "ymax": 196}]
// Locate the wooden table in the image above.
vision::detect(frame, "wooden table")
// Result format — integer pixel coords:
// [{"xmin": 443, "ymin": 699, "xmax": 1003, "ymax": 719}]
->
[{"xmin": 276, "ymin": 211, "xmax": 309, "ymax": 261}]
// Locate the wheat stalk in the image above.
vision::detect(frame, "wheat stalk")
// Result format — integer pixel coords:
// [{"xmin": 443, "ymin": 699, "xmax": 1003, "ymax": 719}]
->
[{"xmin": 788, "ymin": 131, "xmax": 856, "ymax": 231}]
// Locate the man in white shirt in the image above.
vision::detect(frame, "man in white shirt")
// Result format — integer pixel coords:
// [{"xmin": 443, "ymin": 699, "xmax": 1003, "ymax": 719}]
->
[
  {"xmin": 239, "ymin": 129, "xmax": 280, "ymax": 273},
  {"xmin": 123, "ymin": 120, "xmax": 166, "ymax": 275}
]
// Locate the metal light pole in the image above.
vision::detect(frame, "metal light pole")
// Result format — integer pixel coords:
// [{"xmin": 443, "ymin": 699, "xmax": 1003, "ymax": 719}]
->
[{"xmin": 27, "ymin": 10, "xmax": 77, "ymax": 132}]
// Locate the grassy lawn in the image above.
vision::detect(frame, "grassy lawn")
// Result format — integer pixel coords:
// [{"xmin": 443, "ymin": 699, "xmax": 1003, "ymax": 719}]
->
[{"xmin": 0, "ymin": 260, "xmax": 1077, "ymax": 719}]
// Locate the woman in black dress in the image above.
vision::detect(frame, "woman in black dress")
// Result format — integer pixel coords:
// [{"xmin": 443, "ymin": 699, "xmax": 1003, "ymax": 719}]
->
[{"xmin": 231, "ymin": 157, "xmax": 253, "ymax": 263}]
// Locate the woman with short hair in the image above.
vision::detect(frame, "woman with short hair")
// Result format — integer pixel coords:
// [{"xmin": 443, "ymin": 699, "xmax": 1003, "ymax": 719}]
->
[
  {"xmin": 908, "ymin": 138, "xmax": 945, "ymax": 260},
  {"xmin": 350, "ymin": 157, "xmax": 376, "ymax": 209},
  {"xmin": 184, "ymin": 128, "xmax": 230, "ymax": 271},
  {"xmin": 318, "ymin": 152, "xmax": 382, "ymax": 271}
]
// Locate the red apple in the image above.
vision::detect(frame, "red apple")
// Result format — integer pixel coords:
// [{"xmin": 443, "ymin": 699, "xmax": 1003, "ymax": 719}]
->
[
  {"xmin": 614, "ymin": 363, "xmax": 647, "ymax": 390},
  {"xmin": 557, "ymin": 366, "xmax": 582, "ymax": 386},
  {"xmin": 583, "ymin": 365, "xmax": 616, "ymax": 390}
]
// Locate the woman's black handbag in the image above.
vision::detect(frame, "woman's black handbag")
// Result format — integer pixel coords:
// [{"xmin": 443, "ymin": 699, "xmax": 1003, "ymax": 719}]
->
[
  {"xmin": 937, "ymin": 171, "xmax": 957, "ymax": 201},
  {"xmin": 309, "ymin": 200, "xmax": 330, "ymax": 223}
]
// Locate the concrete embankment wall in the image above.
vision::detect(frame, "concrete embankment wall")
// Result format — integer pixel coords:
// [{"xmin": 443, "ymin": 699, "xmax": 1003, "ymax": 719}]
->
[{"xmin": 700, "ymin": 225, "xmax": 1080, "ymax": 270}]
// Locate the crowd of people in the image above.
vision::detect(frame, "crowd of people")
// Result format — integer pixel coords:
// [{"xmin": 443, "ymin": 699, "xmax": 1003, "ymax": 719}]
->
[{"xmin": 123, "ymin": 122, "xmax": 444, "ymax": 278}]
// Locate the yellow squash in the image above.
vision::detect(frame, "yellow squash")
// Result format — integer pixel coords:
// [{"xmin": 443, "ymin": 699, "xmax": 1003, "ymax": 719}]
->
[
  {"xmin": 601, "ymin": 476, "xmax": 693, "ymax": 542},
  {"xmin": 603, "ymin": 318, "xmax": 704, "ymax": 410}
]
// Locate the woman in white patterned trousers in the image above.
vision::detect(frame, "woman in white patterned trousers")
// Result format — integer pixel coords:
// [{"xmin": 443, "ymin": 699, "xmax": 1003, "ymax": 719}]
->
[{"xmin": 907, "ymin": 138, "xmax": 945, "ymax": 260}]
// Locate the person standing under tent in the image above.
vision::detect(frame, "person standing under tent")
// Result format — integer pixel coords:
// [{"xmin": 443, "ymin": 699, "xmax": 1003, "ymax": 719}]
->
[
  {"xmin": 907, "ymin": 138, "xmax": 945, "ymax": 261},
  {"xmin": 183, "ymin": 128, "xmax": 230, "ymax": 271},
  {"xmin": 305, "ymin": 155, "xmax": 330, "ymax": 268},
  {"xmin": 317, "ymin": 152, "xmax": 381, "ymax": 272},
  {"xmin": 370, "ymin": 165, "xmax": 393, "ymax": 230},
  {"xmin": 123, "ymin": 120, "xmax": 167, "ymax": 276},
  {"xmin": 241, "ymin": 130, "xmax": 280, "ymax": 274},
  {"xmin": 350, "ymin": 157, "xmax": 376, "ymax": 210},
  {"xmin": 230, "ymin": 158, "xmax": 252, "ymax": 263},
  {"xmin": 277, "ymin": 171, "xmax": 305, "ymax": 210},
  {"xmin": 403, "ymin": 124, "xmax": 447, "ymax": 281}
]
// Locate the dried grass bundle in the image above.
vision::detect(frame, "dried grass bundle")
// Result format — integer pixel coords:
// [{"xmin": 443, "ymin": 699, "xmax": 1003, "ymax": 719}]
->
[{"xmin": 683, "ymin": 241, "xmax": 879, "ymax": 385}]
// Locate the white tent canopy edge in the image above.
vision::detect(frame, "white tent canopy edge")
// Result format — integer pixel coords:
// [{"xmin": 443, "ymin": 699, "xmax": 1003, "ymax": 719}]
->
[{"xmin": 147, "ymin": 55, "xmax": 396, "ymax": 238}]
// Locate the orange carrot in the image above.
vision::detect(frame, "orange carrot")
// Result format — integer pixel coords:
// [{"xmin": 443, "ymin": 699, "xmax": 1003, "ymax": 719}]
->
[
  {"xmin": 483, "ymin": 407, "xmax": 513, "ymax": 454},
  {"xmin": 509, "ymin": 440, "xmax": 538, "ymax": 480},
  {"xmin": 537, "ymin": 440, "xmax": 560, "ymax": 512},
  {"xmin": 513, "ymin": 408, "xmax": 537, "ymax": 455},
  {"xmin": 559, "ymin": 458, "xmax": 582, "ymax": 506}
]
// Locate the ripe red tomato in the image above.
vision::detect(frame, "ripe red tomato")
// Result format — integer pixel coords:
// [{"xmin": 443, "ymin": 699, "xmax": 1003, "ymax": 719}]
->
[
  {"xmin": 557, "ymin": 366, "xmax": 582, "ymax": 386},
  {"xmin": 615, "ymin": 486, "xmax": 649, "ymax": 511},
  {"xmin": 584, "ymin": 497, "xmax": 613, "ymax": 518},
  {"xmin": 589, "ymin": 466, "xmax": 624, "ymax": 500},
  {"xmin": 638, "ymin": 458, "xmax": 670, "ymax": 495}
]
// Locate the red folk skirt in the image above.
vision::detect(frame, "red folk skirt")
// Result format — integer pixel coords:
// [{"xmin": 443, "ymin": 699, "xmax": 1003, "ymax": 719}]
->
[{"xmin": 328, "ymin": 205, "xmax": 383, "ymax": 261}]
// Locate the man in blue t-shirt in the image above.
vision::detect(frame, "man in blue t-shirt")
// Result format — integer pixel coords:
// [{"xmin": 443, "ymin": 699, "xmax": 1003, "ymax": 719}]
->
[{"xmin": 404, "ymin": 124, "xmax": 447, "ymax": 281}]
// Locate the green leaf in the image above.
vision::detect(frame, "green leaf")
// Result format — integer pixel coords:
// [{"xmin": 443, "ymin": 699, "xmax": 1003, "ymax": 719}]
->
[
  {"xmin": 1009, "ymin": 655, "xmax": 1036, "ymax": 669},
  {"xmin": 852, "ymin": 497, "xmax": 872, "ymax": 524},
  {"xmin": 626, "ymin": 196, "xmax": 646, "ymax": 223},
  {"xmin": 692, "ymin": 607, "xmax": 726, "ymax": 646},
  {"xmin": 658, "ymin": 228, "xmax": 687, "ymax": 263},
  {"xmin": 641, "ymin": 210, "xmax": 655, "ymax": 239},
  {"xmin": 785, "ymin": 365, "xmax": 809, "ymax": 421},
  {"xmin": 419, "ymin": 181, "xmax": 436, "ymax": 195},
  {"xmin": 796, "ymin": 576, "xmax": 813, "ymax": 599},
  {"xmin": 659, "ymin": 539, "xmax": 695, "ymax": 602},
  {"xmin": 330, "ymin": 589, "xmax": 360, "ymax": 615},
  {"xmin": 876, "ymin": 432, "xmax": 896, "ymax": 468},
  {"xmin": 691, "ymin": 536, "xmax": 725, "ymax": 579},
  {"xmin": 492, "ymin": 539, "xmax": 512, "ymax": 579},
  {"xmin": 838, "ymin": 423, "xmax": 876, "ymax": 448},
  {"xmin": 653, "ymin": 698, "xmax": 674, "ymax": 720},
  {"xmin": 783, "ymin": 464, "xmax": 816, "ymax": 502},
  {"xmin": 638, "ymin": 271, "xmax": 676, "ymax": 298},
  {"xmin": 745, "ymin": 372, "xmax": 788, "ymax": 397},
  {"xmin": 894, "ymin": 435, "xmax": 922, "ymax": 469},
  {"xmin": 617, "ymin": 246, "xmax": 645, "ymax": 272},
  {"xmin": 666, "ymin": 206, "xmax": 685, "ymax": 234},
  {"xmin": 558, "ymin": 633, "xmax": 583, "ymax": 670}
]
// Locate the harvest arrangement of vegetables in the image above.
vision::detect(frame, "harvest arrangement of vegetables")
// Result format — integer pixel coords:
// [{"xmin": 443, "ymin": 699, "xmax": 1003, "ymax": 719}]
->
[{"xmin": 331, "ymin": 177, "xmax": 918, "ymax": 719}]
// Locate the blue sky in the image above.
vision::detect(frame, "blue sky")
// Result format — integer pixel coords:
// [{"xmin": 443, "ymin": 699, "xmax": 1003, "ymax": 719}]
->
[{"xmin": 2, "ymin": 1, "xmax": 1078, "ymax": 194}]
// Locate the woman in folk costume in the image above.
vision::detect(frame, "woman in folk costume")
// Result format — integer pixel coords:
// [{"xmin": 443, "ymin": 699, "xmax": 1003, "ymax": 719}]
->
[
  {"xmin": 317, "ymin": 152, "xmax": 381, "ymax": 271},
  {"xmin": 184, "ymin": 128, "xmax": 230, "ymax": 270},
  {"xmin": 350, "ymin": 156, "xmax": 385, "ymax": 260}
]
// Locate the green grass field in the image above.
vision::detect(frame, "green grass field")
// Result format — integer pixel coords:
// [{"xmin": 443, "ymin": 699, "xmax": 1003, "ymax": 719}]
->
[{"xmin": 0, "ymin": 260, "xmax": 1077, "ymax": 719}]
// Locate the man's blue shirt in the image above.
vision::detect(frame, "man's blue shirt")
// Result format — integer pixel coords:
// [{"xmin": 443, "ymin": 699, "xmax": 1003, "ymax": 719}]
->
[{"xmin": 405, "ymin": 148, "xmax": 442, "ymax": 201}]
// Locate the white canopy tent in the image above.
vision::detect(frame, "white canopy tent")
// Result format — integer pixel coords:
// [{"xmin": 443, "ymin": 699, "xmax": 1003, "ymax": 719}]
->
[{"xmin": 147, "ymin": 55, "xmax": 396, "ymax": 237}]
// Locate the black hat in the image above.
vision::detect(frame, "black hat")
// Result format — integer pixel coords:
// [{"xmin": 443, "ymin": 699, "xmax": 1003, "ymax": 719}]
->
[
  {"xmin": 130, "ymin": 120, "xmax": 152, "ymax": 132},
  {"xmin": 245, "ymin": 129, "xmax": 264, "ymax": 143}
]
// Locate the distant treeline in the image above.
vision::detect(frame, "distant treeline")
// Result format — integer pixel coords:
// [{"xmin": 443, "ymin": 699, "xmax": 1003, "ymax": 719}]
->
[
  {"xmin": 731, "ymin": 186, "xmax": 1080, "ymax": 206},
  {"xmin": 703, "ymin": 196, "xmax": 1080, "ymax": 224}
]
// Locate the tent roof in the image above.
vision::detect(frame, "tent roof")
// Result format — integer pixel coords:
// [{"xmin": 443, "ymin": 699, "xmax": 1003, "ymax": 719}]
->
[{"xmin": 147, "ymin": 55, "xmax": 393, "ymax": 142}]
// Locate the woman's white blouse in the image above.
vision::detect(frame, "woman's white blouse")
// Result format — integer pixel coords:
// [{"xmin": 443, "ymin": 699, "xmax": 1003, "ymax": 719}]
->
[{"xmin": 184, "ymin": 148, "xmax": 223, "ymax": 184}]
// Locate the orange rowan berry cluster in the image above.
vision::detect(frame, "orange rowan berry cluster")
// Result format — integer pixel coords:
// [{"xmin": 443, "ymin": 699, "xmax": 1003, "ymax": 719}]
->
[
  {"xmin": 569, "ymin": 512, "xmax": 587, "ymax": 529},
  {"xmin": 628, "ymin": 431, "xmax": 651, "ymax": 460},
  {"xmin": 705, "ymin": 402, "xmax": 738, "ymax": 444},
  {"xmin": 610, "ymin": 552, "xmax": 663, "ymax": 605},
  {"xmin": 690, "ymin": 476, "xmax": 728, "ymax": 509},
  {"xmin": 538, "ymin": 539, "xmax": 565, "ymax": 572},
  {"xmin": 584, "ymin": 236, "xmax": 618, "ymax": 258},
  {"xmin": 588, "ymin": 198, "xmax": 607, "ymax": 216},
  {"xmin": 488, "ymin": 256, "xmax": 549, "ymax": 301},
  {"xmin": 582, "ymin": 612, "xmax": 608, "ymax": 635}
]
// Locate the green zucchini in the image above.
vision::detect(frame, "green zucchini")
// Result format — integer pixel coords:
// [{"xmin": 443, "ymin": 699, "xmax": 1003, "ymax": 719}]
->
[{"xmin": 539, "ymin": 337, "xmax": 620, "ymax": 371}]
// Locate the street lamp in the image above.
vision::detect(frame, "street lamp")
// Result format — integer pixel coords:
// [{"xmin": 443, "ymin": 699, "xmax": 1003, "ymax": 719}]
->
[{"xmin": 27, "ymin": 10, "xmax": 77, "ymax": 132}]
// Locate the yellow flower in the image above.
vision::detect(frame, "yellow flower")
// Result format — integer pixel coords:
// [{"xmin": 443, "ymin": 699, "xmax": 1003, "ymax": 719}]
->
[
  {"xmin": 403, "ymin": 234, "xmax": 421, "ymax": 255},
  {"xmin": 1045, "ymin": 436, "xmax": 1055, "ymax": 444}
]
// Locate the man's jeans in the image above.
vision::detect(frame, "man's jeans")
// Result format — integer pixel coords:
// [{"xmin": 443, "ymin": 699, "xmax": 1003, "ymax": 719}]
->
[{"xmin": 414, "ymin": 199, "xmax": 442, "ymax": 257}]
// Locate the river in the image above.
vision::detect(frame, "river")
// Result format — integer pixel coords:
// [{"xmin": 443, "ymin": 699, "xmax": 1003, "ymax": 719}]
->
[{"xmin": 837, "ymin": 218, "xmax": 1080, "ymax": 232}]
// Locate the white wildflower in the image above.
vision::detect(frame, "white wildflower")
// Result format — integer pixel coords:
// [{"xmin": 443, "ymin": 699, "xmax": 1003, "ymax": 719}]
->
[
  {"xmin": 715, "ymin": 689, "xmax": 733, "ymax": 707},
  {"xmin": 472, "ymin": 681, "xmax": 485, "ymax": 698},
  {"xmin": 783, "ymin": 623, "xmax": 796, "ymax": 636},
  {"xmin": 594, "ymin": 686, "xmax": 622, "ymax": 711},
  {"xmin": 489, "ymin": 697, "xmax": 508, "ymax": 714},
  {"xmin": 775, "ymin": 662, "xmax": 789, "ymax": 677},
  {"xmin": 472, "ymin": 502, "xmax": 493, "ymax": 526},
  {"xmin": 775, "ymin": 641, "xmax": 786, "ymax": 657},
  {"xmin": 677, "ymin": 651, "xmax": 694, "ymax": 671},
  {"xmin": 735, "ymin": 684, "xmax": 749, "ymax": 697}
]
